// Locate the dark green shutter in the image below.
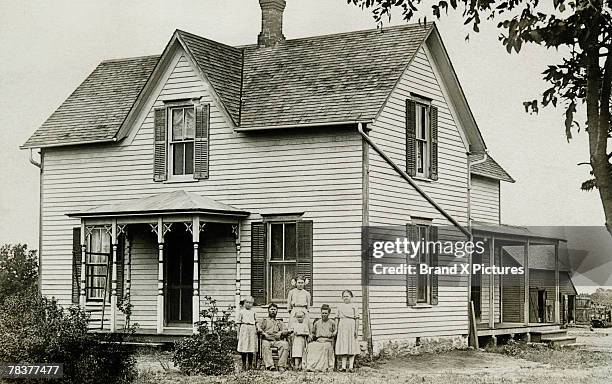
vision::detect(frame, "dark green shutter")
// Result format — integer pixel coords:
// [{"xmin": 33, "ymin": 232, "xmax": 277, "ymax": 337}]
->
[
  {"xmin": 430, "ymin": 226, "xmax": 439, "ymax": 305},
  {"xmin": 153, "ymin": 108, "xmax": 167, "ymax": 181},
  {"xmin": 406, "ymin": 223, "xmax": 418, "ymax": 306},
  {"xmin": 406, "ymin": 100, "xmax": 417, "ymax": 177},
  {"xmin": 72, "ymin": 227, "xmax": 81, "ymax": 304},
  {"xmin": 194, "ymin": 104, "xmax": 210, "ymax": 180},
  {"xmin": 297, "ymin": 220, "xmax": 314, "ymax": 304},
  {"xmin": 430, "ymin": 106, "xmax": 439, "ymax": 180},
  {"xmin": 251, "ymin": 222, "xmax": 266, "ymax": 305}
]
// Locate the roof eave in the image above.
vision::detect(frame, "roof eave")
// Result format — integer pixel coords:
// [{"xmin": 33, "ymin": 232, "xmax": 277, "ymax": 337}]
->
[
  {"xmin": 20, "ymin": 137, "xmax": 117, "ymax": 150},
  {"xmin": 470, "ymin": 170, "xmax": 515, "ymax": 183},
  {"xmin": 66, "ymin": 208, "xmax": 250, "ymax": 218},
  {"xmin": 234, "ymin": 119, "xmax": 372, "ymax": 132}
]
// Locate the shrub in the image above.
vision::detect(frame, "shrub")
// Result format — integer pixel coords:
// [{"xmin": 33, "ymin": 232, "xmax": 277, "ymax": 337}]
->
[
  {"xmin": 173, "ymin": 296, "xmax": 237, "ymax": 375},
  {"xmin": 0, "ymin": 244, "xmax": 38, "ymax": 303},
  {"xmin": 0, "ymin": 289, "xmax": 136, "ymax": 384}
]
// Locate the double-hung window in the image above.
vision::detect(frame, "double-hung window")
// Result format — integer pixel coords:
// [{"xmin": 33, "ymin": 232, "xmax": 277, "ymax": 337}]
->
[
  {"xmin": 415, "ymin": 224, "xmax": 431, "ymax": 303},
  {"xmin": 86, "ymin": 228, "xmax": 111, "ymax": 301},
  {"xmin": 268, "ymin": 222, "xmax": 297, "ymax": 302},
  {"xmin": 415, "ymin": 103, "xmax": 429, "ymax": 178},
  {"xmin": 406, "ymin": 97, "xmax": 439, "ymax": 180},
  {"xmin": 169, "ymin": 106, "xmax": 195, "ymax": 177}
]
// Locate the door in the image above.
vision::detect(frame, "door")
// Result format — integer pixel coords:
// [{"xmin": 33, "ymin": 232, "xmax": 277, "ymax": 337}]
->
[
  {"xmin": 471, "ymin": 249, "xmax": 482, "ymax": 320},
  {"xmin": 165, "ymin": 227, "xmax": 193, "ymax": 325}
]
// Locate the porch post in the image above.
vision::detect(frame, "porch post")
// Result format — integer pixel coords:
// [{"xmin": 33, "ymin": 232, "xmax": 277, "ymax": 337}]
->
[
  {"xmin": 125, "ymin": 231, "xmax": 131, "ymax": 299},
  {"xmin": 488, "ymin": 236, "xmax": 495, "ymax": 329},
  {"xmin": 192, "ymin": 216, "xmax": 200, "ymax": 333},
  {"xmin": 554, "ymin": 241, "xmax": 560, "ymax": 324},
  {"xmin": 110, "ymin": 219, "xmax": 118, "ymax": 332},
  {"xmin": 233, "ymin": 222, "xmax": 241, "ymax": 314},
  {"xmin": 524, "ymin": 239, "xmax": 530, "ymax": 326},
  {"xmin": 156, "ymin": 217, "xmax": 164, "ymax": 334},
  {"xmin": 79, "ymin": 221, "xmax": 87, "ymax": 307}
]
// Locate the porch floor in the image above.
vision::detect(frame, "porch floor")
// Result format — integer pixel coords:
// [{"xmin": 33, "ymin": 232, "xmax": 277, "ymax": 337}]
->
[{"xmin": 476, "ymin": 322, "xmax": 560, "ymax": 336}]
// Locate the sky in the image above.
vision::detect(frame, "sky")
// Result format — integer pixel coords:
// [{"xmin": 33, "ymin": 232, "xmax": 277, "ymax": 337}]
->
[{"xmin": 0, "ymin": 0, "xmax": 605, "ymax": 251}]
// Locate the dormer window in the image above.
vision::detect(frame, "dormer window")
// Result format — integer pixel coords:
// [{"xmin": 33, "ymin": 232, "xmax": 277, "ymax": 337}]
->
[{"xmin": 170, "ymin": 106, "xmax": 195, "ymax": 176}]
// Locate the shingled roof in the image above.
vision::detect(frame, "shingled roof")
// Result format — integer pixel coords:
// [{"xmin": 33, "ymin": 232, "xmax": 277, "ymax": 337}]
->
[
  {"xmin": 22, "ymin": 55, "xmax": 160, "ymax": 148},
  {"xmin": 22, "ymin": 24, "xmax": 434, "ymax": 148},
  {"xmin": 469, "ymin": 153, "xmax": 515, "ymax": 183}
]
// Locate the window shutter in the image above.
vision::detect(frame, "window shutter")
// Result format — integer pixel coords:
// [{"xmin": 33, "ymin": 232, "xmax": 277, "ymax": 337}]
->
[
  {"xmin": 430, "ymin": 106, "xmax": 439, "ymax": 180},
  {"xmin": 194, "ymin": 104, "xmax": 210, "ymax": 180},
  {"xmin": 72, "ymin": 227, "xmax": 81, "ymax": 304},
  {"xmin": 406, "ymin": 100, "xmax": 417, "ymax": 177},
  {"xmin": 406, "ymin": 223, "xmax": 418, "ymax": 306},
  {"xmin": 430, "ymin": 226, "xmax": 439, "ymax": 305},
  {"xmin": 251, "ymin": 222, "xmax": 266, "ymax": 306},
  {"xmin": 296, "ymin": 220, "xmax": 314, "ymax": 304},
  {"xmin": 116, "ymin": 237, "xmax": 124, "ymax": 300},
  {"xmin": 153, "ymin": 108, "xmax": 167, "ymax": 181}
]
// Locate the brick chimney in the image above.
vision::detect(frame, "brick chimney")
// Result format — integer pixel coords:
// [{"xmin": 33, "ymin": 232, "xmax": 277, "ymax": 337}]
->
[{"xmin": 258, "ymin": 0, "xmax": 286, "ymax": 47}]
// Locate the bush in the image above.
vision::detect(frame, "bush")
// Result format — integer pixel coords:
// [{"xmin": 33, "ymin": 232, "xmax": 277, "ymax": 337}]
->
[
  {"xmin": 0, "ymin": 244, "xmax": 38, "ymax": 303},
  {"xmin": 173, "ymin": 296, "xmax": 237, "ymax": 375},
  {"xmin": 0, "ymin": 289, "xmax": 136, "ymax": 384}
]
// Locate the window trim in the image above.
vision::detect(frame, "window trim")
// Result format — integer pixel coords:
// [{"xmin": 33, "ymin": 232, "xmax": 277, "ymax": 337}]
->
[
  {"xmin": 167, "ymin": 104, "xmax": 196, "ymax": 180},
  {"xmin": 266, "ymin": 221, "xmax": 298, "ymax": 304}
]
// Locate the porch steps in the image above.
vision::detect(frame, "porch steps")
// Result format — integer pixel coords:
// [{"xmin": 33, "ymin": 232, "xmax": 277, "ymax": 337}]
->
[{"xmin": 531, "ymin": 329, "xmax": 576, "ymax": 347}]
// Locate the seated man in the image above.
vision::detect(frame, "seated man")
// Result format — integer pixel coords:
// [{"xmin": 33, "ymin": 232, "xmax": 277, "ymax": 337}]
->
[
  {"xmin": 305, "ymin": 304, "xmax": 337, "ymax": 372},
  {"xmin": 258, "ymin": 303, "xmax": 291, "ymax": 371}
]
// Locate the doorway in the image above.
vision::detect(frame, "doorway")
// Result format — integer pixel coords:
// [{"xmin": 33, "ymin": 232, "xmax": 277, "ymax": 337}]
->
[{"xmin": 165, "ymin": 226, "xmax": 193, "ymax": 326}]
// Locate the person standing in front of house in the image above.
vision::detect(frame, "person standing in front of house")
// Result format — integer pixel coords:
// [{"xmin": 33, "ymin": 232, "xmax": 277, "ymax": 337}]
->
[
  {"xmin": 289, "ymin": 309, "xmax": 311, "ymax": 370},
  {"xmin": 287, "ymin": 275, "xmax": 311, "ymax": 328},
  {"xmin": 335, "ymin": 290, "xmax": 359, "ymax": 372},
  {"xmin": 236, "ymin": 296, "xmax": 257, "ymax": 371}
]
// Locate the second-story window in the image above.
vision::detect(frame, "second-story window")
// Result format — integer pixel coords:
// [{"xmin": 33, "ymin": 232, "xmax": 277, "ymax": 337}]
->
[
  {"xmin": 169, "ymin": 106, "xmax": 195, "ymax": 176},
  {"xmin": 406, "ymin": 97, "xmax": 439, "ymax": 180},
  {"xmin": 415, "ymin": 103, "xmax": 429, "ymax": 177}
]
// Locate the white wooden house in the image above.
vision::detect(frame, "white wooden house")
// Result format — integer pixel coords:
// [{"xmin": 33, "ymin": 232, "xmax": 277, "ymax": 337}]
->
[{"xmin": 22, "ymin": 0, "xmax": 576, "ymax": 351}]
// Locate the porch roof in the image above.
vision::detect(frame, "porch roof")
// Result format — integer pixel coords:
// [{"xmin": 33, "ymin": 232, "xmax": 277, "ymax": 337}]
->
[
  {"xmin": 502, "ymin": 245, "xmax": 572, "ymax": 272},
  {"xmin": 472, "ymin": 221, "xmax": 567, "ymax": 243},
  {"xmin": 67, "ymin": 190, "xmax": 249, "ymax": 218}
]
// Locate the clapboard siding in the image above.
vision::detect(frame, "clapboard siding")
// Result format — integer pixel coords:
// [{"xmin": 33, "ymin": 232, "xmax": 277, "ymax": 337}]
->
[
  {"xmin": 39, "ymin": 48, "xmax": 364, "ymax": 324},
  {"xmin": 129, "ymin": 228, "xmax": 158, "ymax": 329},
  {"xmin": 471, "ymin": 176, "xmax": 500, "ymax": 224},
  {"xmin": 366, "ymin": 45, "xmax": 470, "ymax": 346}
]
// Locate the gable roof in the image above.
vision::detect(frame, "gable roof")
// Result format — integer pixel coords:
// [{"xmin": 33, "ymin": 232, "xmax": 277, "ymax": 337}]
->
[
  {"xmin": 22, "ymin": 55, "xmax": 159, "ymax": 149},
  {"xmin": 469, "ymin": 153, "xmax": 515, "ymax": 183},
  {"xmin": 239, "ymin": 23, "xmax": 432, "ymax": 129},
  {"xmin": 67, "ymin": 190, "xmax": 249, "ymax": 217}
]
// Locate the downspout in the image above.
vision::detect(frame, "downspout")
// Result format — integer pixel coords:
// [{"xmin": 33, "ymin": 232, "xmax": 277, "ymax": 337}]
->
[
  {"xmin": 28, "ymin": 148, "xmax": 43, "ymax": 294},
  {"xmin": 357, "ymin": 123, "xmax": 471, "ymax": 238}
]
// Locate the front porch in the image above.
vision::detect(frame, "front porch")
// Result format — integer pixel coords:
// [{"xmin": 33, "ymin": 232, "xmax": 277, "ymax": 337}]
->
[
  {"xmin": 67, "ymin": 190, "xmax": 249, "ymax": 334},
  {"xmin": 469, "ymin": 223, "xmax": 576, "ymax": 346}
]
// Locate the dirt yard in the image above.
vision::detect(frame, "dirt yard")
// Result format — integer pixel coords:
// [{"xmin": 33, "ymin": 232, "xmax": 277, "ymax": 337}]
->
[{"xmin": 135, "ymin": 327, "xmax": 612, "ymax": 384}]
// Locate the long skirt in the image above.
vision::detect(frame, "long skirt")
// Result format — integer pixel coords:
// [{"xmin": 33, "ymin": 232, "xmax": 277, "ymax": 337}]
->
[
  {"xmin": 305, "ymin": 341, "xmax": 335, "ymax": 372},
  {"xmin": 237, "ymin": 324, "xmax": 257, "ymax": 353},
  {"xmin": 291, "ymin": 335, "xmax": 307, "ymax": 358},
  {"xmin": 335, "ymin": 318, "xmax": 359, "ymax": 355}
]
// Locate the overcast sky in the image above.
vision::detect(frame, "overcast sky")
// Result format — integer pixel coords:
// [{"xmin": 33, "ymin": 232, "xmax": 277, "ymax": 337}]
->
[{"xmin": 0, "ymin": 0, "xmax": 604, "ymax": 250}]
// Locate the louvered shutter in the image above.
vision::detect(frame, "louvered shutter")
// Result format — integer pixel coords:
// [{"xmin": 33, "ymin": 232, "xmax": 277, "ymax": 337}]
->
[
  {"xmin": 251, "ymin": 222, "xmax": 266, "ymax": 305},
  {"xmin": 153, "ymin": 108, "xmax": 167, "ymax": 181},
  {"xmin": 116, "ymin": 237, "xmax": 124, "ymax": 300},
  {"xmin": 296, "ymin": 220, "xmax": 314, "ymax": 304},
  {"xmin": 430, "ymin": 106, "xmax": 439, "ymax": 180},
  {"xmin": 430, "ymin": 226, "xmax": 439, "ymax": 305},
  {"xmin": 406, "ymin": 100, "xmax": 417, "ymax": 176},
  {"xmin": 194, "ymin": 104, "xmax": 210, "ymax": 180},
  {"xmin": 72, "ymin": 227, "xmax": 81, "ymax": 304},
  {"xmin": 406, "ymin": 223, "xmax": 418, "ymax": 306}
]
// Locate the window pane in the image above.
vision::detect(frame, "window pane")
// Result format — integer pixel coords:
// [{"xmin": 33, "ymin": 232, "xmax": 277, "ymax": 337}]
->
[
  {"xmin": 270, "ymin": 264, "xmax": 285, "ymax": 301},
  {"xmin": 100, "ymin": 230, "xmax": 110, "ymax": 253},
  {"xmin": 417, "ymin": 142, "xmax": 424, "ymax": 174},
  {"xmin": 185, "ymin": 142, "xmax": 194, "ymax": 175},
  {"xmin": 173, "ymin": 143, "xmax": 185, "ymax": 175},
  {"xmin": 416, "ymin": 106, "xmax": 424, "ymax": 139},
  {"xmin": 284, "ymin": 223, "xmax": 296, "ymax": 260},
  {"xmin": 284, "ymin": 263, "xmax": 296, "ymax": 297},
  {"xmin": 172, "ymin": 109, "xmax": 184, "ymax": 141},
  {"xmin": 185, "ymin": 107, "xmax": 195, "ymax": 139},
  {"xmin": 420, "ymin": 106, "xmax": 427, "ymax": 140},
  {"xmin": 270, "ymin": 224, "xmax": 283, "ymax": 260}
]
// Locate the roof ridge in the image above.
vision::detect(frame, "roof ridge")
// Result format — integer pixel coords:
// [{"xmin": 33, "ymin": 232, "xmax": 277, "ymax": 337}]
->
[
  {"xmin": 175, "ymin": 29, "xmax": 242, "ymax": 52},
  {"xmin": 100, "ymin": 54, "xmax": 160, "ymax": 64},
  {"xmin": 235, "ymin": 21, "xmax": 432, "ymax": 49}
]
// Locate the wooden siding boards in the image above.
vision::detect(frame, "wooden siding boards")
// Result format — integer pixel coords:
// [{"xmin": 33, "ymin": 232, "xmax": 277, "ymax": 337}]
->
[
  {"xmin": 471, "ymin": 176, "xmax": 500, "ymax": 224},
  {"xmin": 366, "ymin": 46, "xmax": 470, "ymax": 346},
  {"xmin": 39, "ymin": 48, "xmax": 364, "ymax": 326}
]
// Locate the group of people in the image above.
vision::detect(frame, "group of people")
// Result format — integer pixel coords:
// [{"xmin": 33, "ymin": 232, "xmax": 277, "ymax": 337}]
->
[{"xmin": 236, "ymin": 275, "xmax": 360, "ymax": 372}]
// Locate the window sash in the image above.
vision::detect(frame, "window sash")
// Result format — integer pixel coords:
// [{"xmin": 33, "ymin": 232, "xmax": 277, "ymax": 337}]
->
[
  {"xmin": 267, "ymin": 222, "xmax": 298, "ymax": 302},
  {"xmin": 168, "ymin": 106, "xmax": 195, "ymax": 176},
  {"xmin": 85, "ymin": 229, "xmax": 111, "ymax": 301},
  {"xmin": 415, "ymin": 103, "xmax": 429, "ymax": 177},
  {"xmin": 416, "ymin": 225, "xmax": 431, "ymax": 303}
]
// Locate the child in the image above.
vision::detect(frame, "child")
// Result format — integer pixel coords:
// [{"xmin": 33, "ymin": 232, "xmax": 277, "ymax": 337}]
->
[
  {"xmin": 236, "ymin": 296, "xmax": 257, "ymax": 370},
  {"xmin": 335, "ymin": 290, "xmax": 359, "ymax": 372},
  {"xmin": 289, "ymin": 310, "xmax": 310, "ymax": 370},
  {"xmin": 287, "ymin": 275, "xmax": 311, "ymax": 329}
]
